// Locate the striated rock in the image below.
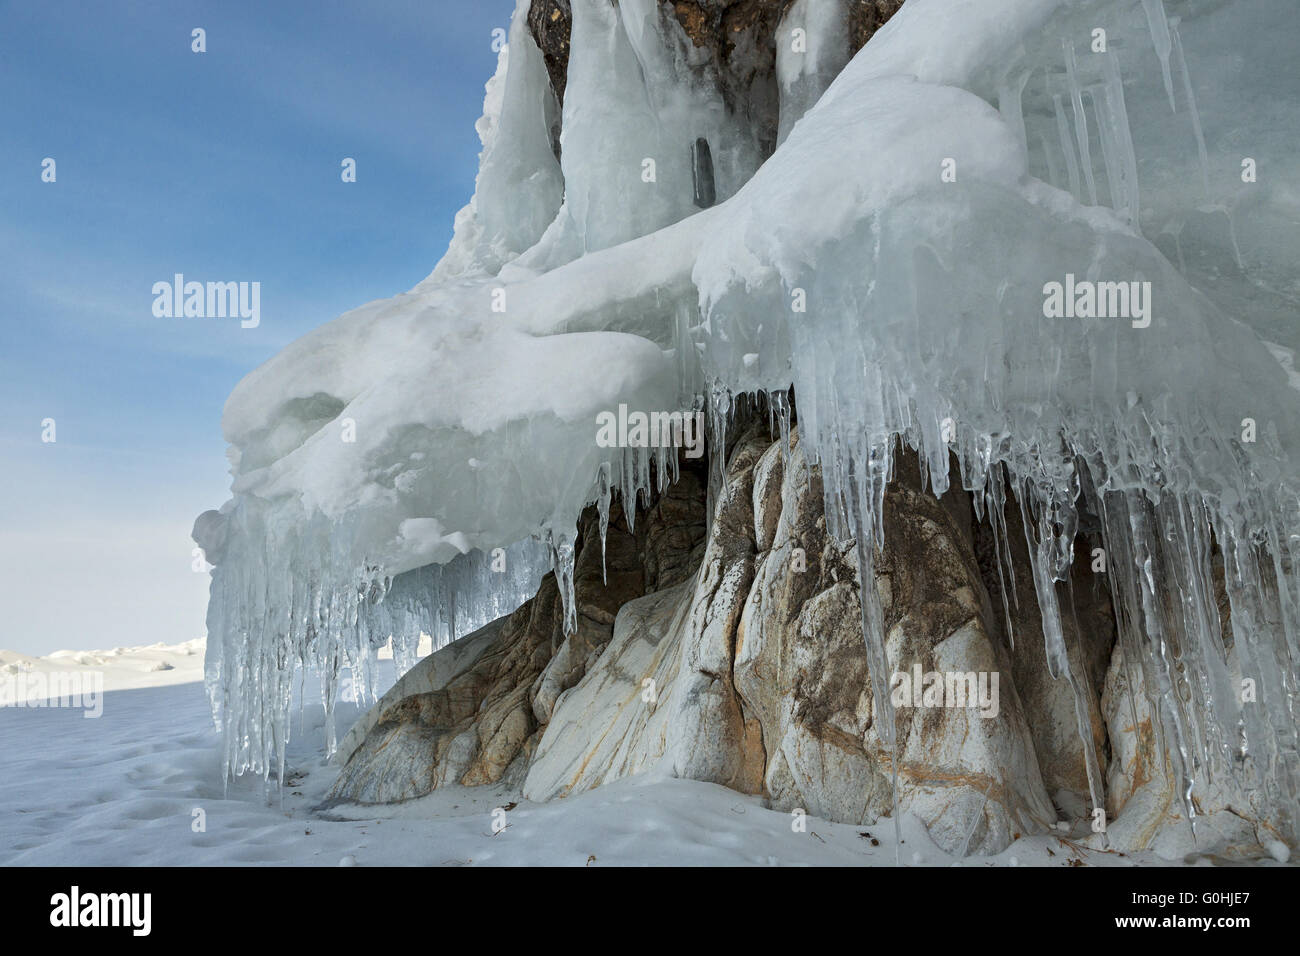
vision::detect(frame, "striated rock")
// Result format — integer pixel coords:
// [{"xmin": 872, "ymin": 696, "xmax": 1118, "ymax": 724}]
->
[
  {"xmin": 730, "ymin": 435, "xmax": 1056, "ymax": 853},
  {"xmin": 523, "ymin": 424, "xmax": 773, "ymax": 800},
  {"xmin": 329, "ymin": 621, "xmax": 506, "ymax": 803},
  {"xmin": 327, "ymin": 471, "xmax": 706, "ymax": 804},
  {"xmin": 521, "ymin": 426, "xmax": 1058, "ymax": 853},
  {"xmin": 335, "ymin": 417, "xmax": 1258, "ymax": 856}
]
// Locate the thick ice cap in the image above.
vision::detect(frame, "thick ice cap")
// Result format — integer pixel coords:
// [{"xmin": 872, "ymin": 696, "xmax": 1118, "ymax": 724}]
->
[
  {"xmin": 217, "ymin": 281, "xmax": 676, "ymax": 577},
  {"xmin": 694, "ymin": 75, "xmax": 1029, "ymax": 309}
]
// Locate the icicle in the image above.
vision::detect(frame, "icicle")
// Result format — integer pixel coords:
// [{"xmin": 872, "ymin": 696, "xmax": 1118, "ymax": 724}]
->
[
  {"xmin": 203, "ymin": 507, "xmax": 552, "ymax": 782},
  {"xmin": 985, "ymin": 474, "xmax": 1018, "ymax": 648},
  {"xmin": 621, "ymin": 445, "xmax": 637, "ymax": 533},
  {"xmin": 597, "ymin": 460, "xmax": 612, "ymax": 585},
  {"xmin": 1140, "ymin": 0, "xmax": 1177, "ymax": 110},
  {"xmin": 1089, "ymin": 86, "xmax": 1122, "ymax": 213},
  {"xmin": 1039, "ymin": 132, "xmax": 1064, "ymax": 194},
  {"xmin": 1018, "ymin": 482, "xmax": 1107, "ymax": 838},
  {"xmin": 1220, "ymin": 521, "xmax": 1300, "ymax": 835},
  {"xmin": 1123, "ymin": 491, "xmax": 1200, "ymax": 837},
  {"xmin": 845, "ymin": 440, "xmax": 903, "ymax": 861},
  {"xmin": 1096, "ymin": 53, "xmax": 1140, "ymax": 224},
  {"xmin": 771, "ymin": 387, "xmax": 793, "ymax": 466},
  {"xmin": 549, "ymin": 530, "xmax": 578, "ymax": 635},
  {"xmin": 637, "ymin": 442, "xmax": 652, "ymax": 510},
  {"xmin": 1169, "ymin": 20, "xmax": 1210, "ymax": 196},
  {"xmin": 997, "ymin": 68, "xmax": 1032, "ymax": 162},
  {"xmin": 1053, "ymin": 94, "xmax": 1083, "ymax": 202},
  {"xmin": 705, "ymin": 382, "xmax": 732, "ymax": 528},
  {"xmin": 1062, "ymin": 40, "xmax": 1099, "ymax": 206}
]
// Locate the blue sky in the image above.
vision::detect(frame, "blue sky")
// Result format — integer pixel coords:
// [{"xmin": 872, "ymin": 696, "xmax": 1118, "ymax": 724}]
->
[{"xmin": 0, "ymin": 0, "xmax": 516, "ymax": 654}]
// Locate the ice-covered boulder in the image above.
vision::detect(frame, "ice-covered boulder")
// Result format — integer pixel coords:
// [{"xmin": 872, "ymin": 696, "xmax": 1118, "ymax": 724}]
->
[{"xmin": 198, "ymin": 0, "xmax": 1300, "ymax": 854}]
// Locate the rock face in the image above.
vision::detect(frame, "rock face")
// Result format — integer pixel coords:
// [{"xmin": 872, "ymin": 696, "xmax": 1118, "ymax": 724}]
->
[
  {"xmin": 527, "ymin": 0, "xmax": 572, "ymax": 107},
  {"xmin": 526, "ymin": 0, "xmax": 904, "ymax": 156},
  {"xmin": 330, "ymin": 417, "xmax": 1283, "ymax": 856},
  {"xmin": 329, "ymin": 464, "xmax": 708, "ymax": 803},
  {"xmin": 521, "ymin": 425, "xmax": 1057, "ymax": 853}
]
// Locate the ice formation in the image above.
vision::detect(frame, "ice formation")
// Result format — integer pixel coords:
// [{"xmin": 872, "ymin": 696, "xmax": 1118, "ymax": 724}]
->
[{"xmin": 196, "ymin": 0, "xmax": 1299, "ymax": 846}]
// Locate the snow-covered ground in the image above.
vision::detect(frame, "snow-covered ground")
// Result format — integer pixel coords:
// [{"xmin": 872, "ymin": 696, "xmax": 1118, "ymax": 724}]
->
[{"xmin": 2, "ymin": 639, "xmax": 1285, "ymax": 867}]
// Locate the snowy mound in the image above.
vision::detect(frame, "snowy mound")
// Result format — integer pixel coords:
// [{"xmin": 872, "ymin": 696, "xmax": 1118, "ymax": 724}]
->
[
  {"xmin": 0, "ymin": 638, "xmax": 205, "ymax": 698},
  {"xmin": 196, "ymin": 0, "xmax": 1300, "ymax": 844}
]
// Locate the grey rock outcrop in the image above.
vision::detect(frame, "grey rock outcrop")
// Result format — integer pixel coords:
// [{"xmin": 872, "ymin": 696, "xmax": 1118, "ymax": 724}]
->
[
  {"xmin": 331, "ymin": 423, "xmax": 1122, "ymax": 854},
  {"xmin": 521, "ymin": 426, "xmax": 1058, "ymax": 853},
  {"xmin": 329, "ymin": 465, "xmax": 707, "ymax": 803},
  {"xmin": 329, "ymin": 416, "xmax": 1285, "ymax": 858}
]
